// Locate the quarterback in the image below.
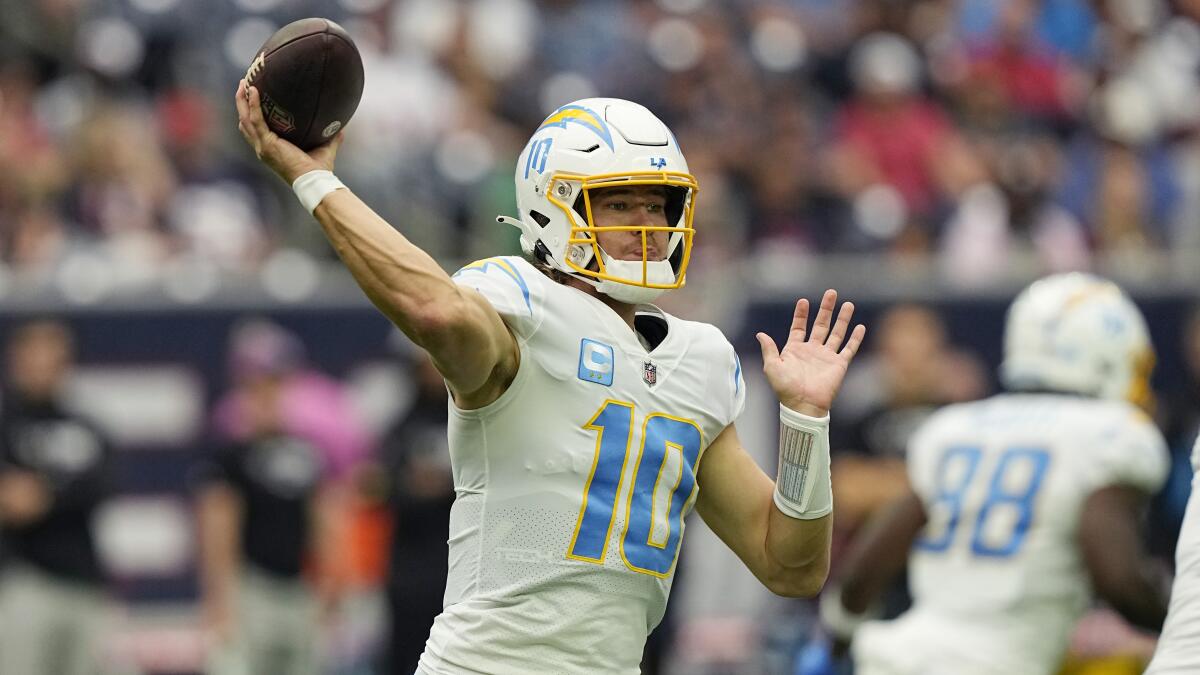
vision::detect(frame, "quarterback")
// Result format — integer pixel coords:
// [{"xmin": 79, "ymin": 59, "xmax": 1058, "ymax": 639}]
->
[
  {"xmin": 236, "ymin": 81, "xmax": 865, "ymax": 673},
  {"xmin": 821, "ymin": 273, "xmax": 1169, "ymax": 675}
]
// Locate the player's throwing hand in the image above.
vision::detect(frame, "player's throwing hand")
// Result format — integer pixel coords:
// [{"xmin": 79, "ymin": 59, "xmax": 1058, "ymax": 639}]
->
[
  {"xmin": 756, "ymin": 289, "xmax": 865, "ymax": 417},
  {"xmin": 234, "ymin": 79, "xmax": 342, "ymax": 185}
]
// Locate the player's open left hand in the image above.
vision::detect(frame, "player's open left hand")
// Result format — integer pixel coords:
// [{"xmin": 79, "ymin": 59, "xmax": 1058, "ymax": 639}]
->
[
  {"xmin": 235, "ymin": 79, "xmax": 342, "ymax": 184},
  {"xmin": 757, "ymin": 289, "xmax": 865, "ymax": 417}
]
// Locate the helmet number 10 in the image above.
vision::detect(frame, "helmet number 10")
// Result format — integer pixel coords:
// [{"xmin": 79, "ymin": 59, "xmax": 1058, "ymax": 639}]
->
[{"xmin": 523, "ymin": 138, "xmax": 553, "ymax": 179}]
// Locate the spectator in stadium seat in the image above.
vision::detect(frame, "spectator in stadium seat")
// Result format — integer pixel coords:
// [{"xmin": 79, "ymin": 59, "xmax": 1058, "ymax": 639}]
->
[
  {"xmin": 157, "ymin": 88, "xmax": 282, "ymax": 272},
  {"xmin": 0, "ymin": 63, "xmax": 71, "ymax": 273},
  {"xmin": 66, "ymin": 105, "xmax": 177, "ymax": 269},
  {"xmin": 1057, "ymin": 80, "xmax": 1181, "ymax": 253},
  {"xmin": 196, "ymin": 319, "xmax": 369, "ymax": 675},
  {"xmin": 826, "ymin": 33, "xmax": 988, "ymax": 251},
  {"xmin": 961, "ymin": 0, "xmax": 1074, "ymax": 124},
  {"xmin": 0, "ymin": 319, "xmax": 114, "ymax": 675}
]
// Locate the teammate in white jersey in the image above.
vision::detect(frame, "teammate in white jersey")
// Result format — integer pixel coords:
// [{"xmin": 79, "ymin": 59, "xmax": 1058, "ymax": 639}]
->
[
  {"xmin": 1146, "ymin": 439, "xmax": 1200, "ymax": 673},
  {"xmin": 820, "ymin": 273, "xmax": 1170, "ymax": 675},
  {"xmin": 236, "ymin": 83, "xmax": 867, "ymax": 673}
]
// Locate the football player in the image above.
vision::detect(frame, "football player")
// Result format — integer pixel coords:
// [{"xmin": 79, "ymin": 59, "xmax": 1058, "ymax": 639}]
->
[
  {"xmin": 820, "ymin": 273, "xmax": 1169, "ymax": 675},
  {"xmin": 1146, "ymin": 443, "xmax": 1200, "ymax": 669},
  {"xmin": 235, "ymin": 82, "xmax": 866, "ymax": 674}
]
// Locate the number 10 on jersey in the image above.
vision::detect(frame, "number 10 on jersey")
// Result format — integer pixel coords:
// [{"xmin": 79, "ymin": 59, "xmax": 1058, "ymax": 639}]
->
[{"xmin": 568, "ymin": 400, "xmax": 703, "ymax": 577}]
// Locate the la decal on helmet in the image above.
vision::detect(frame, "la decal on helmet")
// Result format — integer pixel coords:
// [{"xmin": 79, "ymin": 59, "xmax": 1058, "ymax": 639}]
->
[{"xmin": 497, "ymin": 98, "xmax": 698, "ymax": 304}]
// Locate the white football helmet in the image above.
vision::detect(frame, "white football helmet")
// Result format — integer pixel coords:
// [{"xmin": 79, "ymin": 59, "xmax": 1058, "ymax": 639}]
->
[
  {"xmin": 1000, "ymin": 273, "xmax": 1154, "ymax": 407},
  {"xmin": 498, "ymin": 98, "xmax": 698, "ymax": 304}
]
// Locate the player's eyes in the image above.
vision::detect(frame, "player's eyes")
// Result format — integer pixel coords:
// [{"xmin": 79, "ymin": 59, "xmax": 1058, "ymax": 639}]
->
[{"xmin": 599, "ymin": 199, "xmax": 663, "ymax": 213}]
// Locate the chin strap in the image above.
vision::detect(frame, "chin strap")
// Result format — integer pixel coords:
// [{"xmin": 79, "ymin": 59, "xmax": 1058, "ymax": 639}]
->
[
  {"xmin": 593, "ymin": 250, "xmax": 673, "ymax": 304},
  {"xmin": 595, "ymin": 262, "xmax": 671, "ymax": 304}
]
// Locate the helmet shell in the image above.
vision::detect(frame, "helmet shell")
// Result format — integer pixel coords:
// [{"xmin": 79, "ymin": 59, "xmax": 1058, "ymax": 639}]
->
[
  {"xmin": 510, "ymin": 98, "xmax": 696, "ymax": 297},
  {"xmin": 1001, "ymin": 273, "xmax": 1154, "ymax": 405}
]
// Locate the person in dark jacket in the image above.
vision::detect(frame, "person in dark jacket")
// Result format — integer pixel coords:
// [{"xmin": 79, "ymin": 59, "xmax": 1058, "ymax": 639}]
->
[
  {"xmin": 197, "ymin": 319, "xmax": 366, "ymax": 675},
  {"xmin": 0, "ymin": 319, "xmax": 113, "ymax": 675},
  {"xmin": 376, "ymin": 353, "xmax": 455, "ymax": 675}
]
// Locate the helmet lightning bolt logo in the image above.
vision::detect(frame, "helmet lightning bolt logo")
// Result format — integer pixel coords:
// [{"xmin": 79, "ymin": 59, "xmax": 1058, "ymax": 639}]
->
[{"xmin": 536, "ymin": 105, "xmax": 614, "ymax": 151}]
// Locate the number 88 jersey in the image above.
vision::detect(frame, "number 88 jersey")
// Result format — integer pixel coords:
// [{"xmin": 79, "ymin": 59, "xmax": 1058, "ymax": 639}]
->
[
  {"xmin": 858, "ymin": 393, "xmax": 1168, "ymax": 675},
  {"xmin": 419, "ymin": 257, "xmax": 745, "ymax": 675}
]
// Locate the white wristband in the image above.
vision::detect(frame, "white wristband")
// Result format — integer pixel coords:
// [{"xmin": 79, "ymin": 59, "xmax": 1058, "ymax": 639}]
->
[
  {"xmin": 292, "ymin": 169, "xmax": 345, "ymax": 214},
  {"xmin": 773, "ymin": 404, "xmax": 833, "ymax": 520}
]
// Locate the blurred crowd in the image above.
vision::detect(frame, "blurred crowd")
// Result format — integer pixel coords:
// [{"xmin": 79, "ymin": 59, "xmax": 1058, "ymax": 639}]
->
[{"xmin": 5, "ymin": 0, "xmax": 1200, "ymax": 299}]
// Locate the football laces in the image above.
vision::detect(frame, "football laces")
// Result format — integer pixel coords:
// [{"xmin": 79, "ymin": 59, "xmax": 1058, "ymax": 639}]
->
[{"xmin": 244, "ymin": 52, "xmax": 265, "ymax": 83}]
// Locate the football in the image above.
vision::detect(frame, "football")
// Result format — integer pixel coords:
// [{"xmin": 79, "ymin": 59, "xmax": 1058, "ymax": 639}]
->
[{"xmin": 243, "ymin": 18, "xmax": 364, "ymax": 151}]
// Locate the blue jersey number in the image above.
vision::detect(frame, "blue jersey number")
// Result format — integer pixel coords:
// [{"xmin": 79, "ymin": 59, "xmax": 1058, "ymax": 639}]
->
[
  {"xmin": 916, "ymin": 446, "xmax": 1051, "ymax": 558},
  {"xmin": 567, "ymin": 400, "xmax": 703, "ymax": 577}
]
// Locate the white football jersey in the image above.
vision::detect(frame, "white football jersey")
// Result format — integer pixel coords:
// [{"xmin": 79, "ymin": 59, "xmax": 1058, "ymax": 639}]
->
[
  {"xmin": 1145, "ymin": 436, "xmax": 1200, "ymax": 674},
  {"xmin": 418, "ymin": 256, "xmax": 745, "ymax": 675},
  {"xmin": 853, "ymin": 393, "xmax": 1168, "ymax": 675}
]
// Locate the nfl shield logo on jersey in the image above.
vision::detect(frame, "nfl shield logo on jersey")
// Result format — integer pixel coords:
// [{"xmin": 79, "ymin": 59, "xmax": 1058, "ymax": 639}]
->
[{"xmin": 642, "ymin": 361, "xmax": 658, "ymax": 387}]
